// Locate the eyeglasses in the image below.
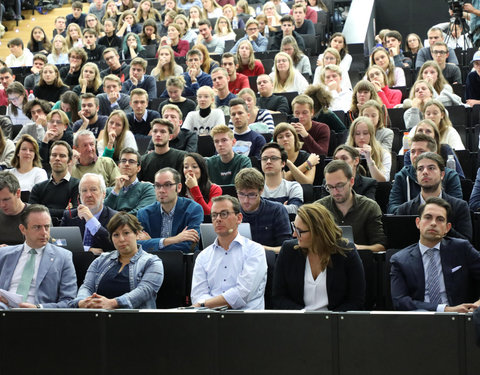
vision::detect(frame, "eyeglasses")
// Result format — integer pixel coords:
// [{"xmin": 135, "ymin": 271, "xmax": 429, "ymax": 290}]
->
[
  {"xmin": 260, "ymin": 156, "xmax": 282, "ymax": 162},
  {"xmin": 432, "ymin": 50, "xmax": 447, "ymax": 55},
  {"xmin": 154, "ymin": 182, "xmax": 176, "ymax": 189},
  {"xmin": 324, "ymin": 182, "xmax": 348, "ymax": 193},
  {"xmin": 211, "ymin": 210, "xmax": 237, "ymax": 220},
  {"xmin": 119, "ymin": 158, "xmax": 139, "ymax": 165},
  {"xmin": 237, "ymin": 192, "xmax": 259, "ymax": 200},
  {"xmin": 8, "ymin": 95, "xmax": 21, "ymax": 102},
  {"xmin": 292, "ymin": 223, "xmax": 309, "ymax": 238}
]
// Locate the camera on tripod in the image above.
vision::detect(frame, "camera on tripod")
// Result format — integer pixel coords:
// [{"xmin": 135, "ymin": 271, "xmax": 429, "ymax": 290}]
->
[{"xmin": 448, "ymin": 0, "xmax": 466, "ymax": 22}]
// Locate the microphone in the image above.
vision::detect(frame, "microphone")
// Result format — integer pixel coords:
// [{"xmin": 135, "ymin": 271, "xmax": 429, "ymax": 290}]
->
[{"xmin": 228, "ymin": 228, "xmax": 234, "ymax": 234}]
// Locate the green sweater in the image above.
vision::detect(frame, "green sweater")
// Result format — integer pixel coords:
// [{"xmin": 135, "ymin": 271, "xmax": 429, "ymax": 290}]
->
[
  {"xmin": 206, "ymin": 153, "xmax": 252, "ymax": 185},
  {"xmin": 104, "ymin": 181, "xmax": 156, "ymax": 216}
]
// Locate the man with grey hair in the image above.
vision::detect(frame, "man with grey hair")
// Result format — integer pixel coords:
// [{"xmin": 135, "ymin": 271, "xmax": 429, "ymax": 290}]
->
[
  {"xmin": 0, "ymin": 172, "xmax": 28, "ymax": 246},
  {"xmin": 61, "ymin": 173, "xmax": 117, "ymax": 254},
  {"xmin": 71, "ymin": 129, "xmax": 120, "ymax": 186}
]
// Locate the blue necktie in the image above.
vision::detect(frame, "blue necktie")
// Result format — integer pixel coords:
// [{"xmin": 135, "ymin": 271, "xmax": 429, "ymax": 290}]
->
[
  {"xmin": 426, "ymin": 248, "xmax": 441, "ymax": 306},
  {"xmin": 16, "ymin": 249, "xmax": 37, "ymax": 302}
]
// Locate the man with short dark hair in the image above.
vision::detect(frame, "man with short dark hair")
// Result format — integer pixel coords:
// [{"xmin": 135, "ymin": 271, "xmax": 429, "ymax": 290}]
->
[
  {"xmin": 198, "ymin": 19, "xmax": 225, "ymax": 54},
  {"xmin": 270, "ymin": 15, "xmax": 305, "ymax": 51},
  {"xmin": 24, "ymin": 54, "xmax": 47, "ymax": 92},
  {"xmin": 5, "ymin": 38, "xmax": 33, "ymax": 67},
  {"xmin": 53, "ymin": 16, "xmax": 67, "ymax": 38},
  {"xmin": 72, "ymin": 93, "xmax": 108, "ymax": 137},
  {"xmin": 83, "ymin": 28, "xmax": 106, "ymax": 62},
  {"xmin": 0, "ymin": 67, "xmax": 16, "ymax": 106},
  {"xmin": 97, "ymin": 74, "xmax": 132, "ymax": 116},
  {"xmin": 137, "ymin": 168, "xmax": 203, "ymax": 252},
  {"xmin": 138, "ymin": 119, "xmax": 185, "ymax": 183},
  {"xmin": 230, "ymin": 98, "xmax": 265, "ymax": 158},
  {"xmin": 179, "ymin": 50, "xmax": 213, "ymax": 97},
  {"xmin": 0, "ymin": 172, "xmax": 27, "ymax": 246},
  {"xmin": 100, "ymin": 48, "xmax": 130, "ymax": 81},
  {"xmin": 0, "ymin": 204, "xmax": 77, "ymax": 309},
  {"xmin": 235, "ymin": 168, "xmax": 291, "ymax": 252},
  {"xmin": 387, "ymin": 133, "xmax": 462, "ymax": 213},
  {"xmin": 415, "ymin": 27, "xmax": 459, "ymax": 69},
  {"xmin": 29, "ymin": 141, "xmax": 79, "ymax": 226},
  {"xmin": 14, "ymin": 99, "xmax": 52, "ymax": 144},
  {"xmin": 391, "ymin": 197, "xmax": 480, "ymax": 312},
  {"xmin": 126, "ymin": 88, "xmax": 160, "ymax": 136},
  {"xmin": 431, "ymin": 41, "xmax": 462, "ymax": 85},
  {"xmin": 121, "ymin": 57, "xmax": 156, "ymax": 99},
  {"xmin": 221, "ymin": 53, "xmax": 249, "ymax": 95},
  {"xmin": 256, "ymin": 74, "xmax": 290, "ymax": 114},
  {"xmin": 104, "ymin": 147, "xmax": 156, "ymax": 215},
  {"xmin": 59, "ymin": 48, "xmax": 88, "ymax": 88},
  {"xmin": 191, "ymin": 195, "xmax": 268, "ymax": 309},
  {"xmin": 292, "ymin": 4, "xmax": 314, "ymax": 35},
  {"xmin": 212, "ymin": 67, "xmax": 236, "ymax": 115},
  {"xmin": 396, "ymin": 152, "xmax": 472, "ymax": 241},
  {"xmin": 385, "ymin": 30, "xmax": 412, "ymax": 68},
  {"xmin": 289, "ymin": 0, "xmax": 317, "ymax": 23},
  {"xmin": 316, "ymin": 160, "xmax": 387, "ymax": 252}
]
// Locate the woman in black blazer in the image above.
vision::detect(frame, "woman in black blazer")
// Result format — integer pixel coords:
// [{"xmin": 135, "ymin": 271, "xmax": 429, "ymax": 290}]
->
[{"xmin": 272, "ymin": 203, "xmax": 366, "ymax": 311}]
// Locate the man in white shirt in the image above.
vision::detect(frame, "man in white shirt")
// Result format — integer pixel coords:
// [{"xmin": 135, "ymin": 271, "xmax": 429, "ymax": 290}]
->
[
  {"xmin": 5, "ymin": 38, "xmax": 33, "ymax": 68},
  {"xmin": 191, "ymin": 195, "xmax": 268, "ymax": 310}
]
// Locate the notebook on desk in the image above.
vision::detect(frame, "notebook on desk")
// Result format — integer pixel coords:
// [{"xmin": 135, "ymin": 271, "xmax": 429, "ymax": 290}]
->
[{"xmin": 50, "ymin": 226, "xmax": 85, "ymax": 253}]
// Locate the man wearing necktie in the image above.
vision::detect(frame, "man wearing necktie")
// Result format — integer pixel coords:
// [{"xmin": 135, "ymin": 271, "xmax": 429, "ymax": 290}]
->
[
  {"xmin": 390, "ymin": 197, "xmax": 480, "ymax": 312},
  {"xmin": 0, "ymin": 204, "xmax": 77, "ymax": 309}
]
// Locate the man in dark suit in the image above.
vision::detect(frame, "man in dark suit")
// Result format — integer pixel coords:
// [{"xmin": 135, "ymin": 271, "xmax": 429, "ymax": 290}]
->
[
  {"xmin": 390, "ymin": 197, "xmax": 480, "ymax": 312},
  {"xmin": 61, "ymin": 173, "xmax": 117, "ymax": 254},
  {"xmin": 0, "ymin": 205, "xmax": 77, "ymax": 309},
  {"xmin": 396, "ymin": 152, "xmax": 472, "ymax": 241}
]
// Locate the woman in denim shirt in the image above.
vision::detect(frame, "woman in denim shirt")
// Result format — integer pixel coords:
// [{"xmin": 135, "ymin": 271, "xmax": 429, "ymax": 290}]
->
[{"xmin": 71, "ymin": 212, "xmax": 164, "ymax": 309}]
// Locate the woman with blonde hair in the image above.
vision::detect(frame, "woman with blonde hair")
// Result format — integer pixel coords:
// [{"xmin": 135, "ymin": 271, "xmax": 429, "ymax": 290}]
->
[
  {"xmin": 103, "ymin": 0, "xmax": 121, "ymax": 23},
  {"xmin": 403, "ymin": 79, "xmax": 435, "ymax": 129},
  {"xmin": 192, "ymin": 44, "xmax": 219, "ymax": 74},
  {"xmin": 346, "ymin": 116, "xmax": 391, "ymax": 182},
  {"xmin": 97, "ymin": 110, "xmax": 138, "ymax": 162},
  {"xmin": 175, "ymin": 14, "xmax": 198, "ymax": 44},
  {"xmin": 272, "ymin": 202, "xmax": 365, "ymax": 311},
  {"xmin": 236, "ymin": 40, "xmax": 265, "ymax": 76},
  {"xmin": 237, "ymin": 0, "xmax": 255, "ymax": 17},
  {"xmin": 263, "ymin": 1, "xmax": 281, "ymax": 32},
  {"xmin": 182, "ymin": 86, "xmax": 225, "ymax": 135},
  {"xmin": 370, "ymin": 46, "xmax": 405, "ymax": 87},
  {"xmin": 237, "ymin": 88, "xmax": 274, "ymax": 132},
  {"xmin": 66, "ymin": 23, "xmax": 84, "ymax": 49},
  {"xmin": 282, "ymin": 36, "xmax": 311, "ymax": 76},
  {"xmin": 269, "ymin": 52, "xmax": 309, "ymax": 94},
  {"xmin": 10, "ymin": 134, "xmax": 48, "ymax": 192},
  {"xmin": 273, "ymin": 123, "xmax": 320, "ymax": 185},
  {"xmin": 222, "ymin": 4, "xmax": 245, "ymax": 30},
  {"xmin": 201, "ymin": 0, "xmax": 223, "ymax": 18},
  {"xmin": 418, "ymin": 61, "xmax": 463, "ymax": 106},
  {"xmin": 136, "ymin": 0, "xmax": 162, "ymax": 23},
  {"xmin": 188, "ymin": 5, "xmax": 202, "ymax": 29},
  {"xmin": 73, "ymin": 63, "xmax": 103, "ymax": 96},
  {"xmin": 48, "ymin": 35, "xmax": 69, "ymax": 65},
  {"xmin": 151, "ymin": 46, "xmax": 184, "ymax": 81},
  {"xmin": 33, "ymin": 64, "xmax": 69, "ymax": 104},
  {"xmin": 365, "ymin": 65, "xmax": 402, "ymax": 108},
  {"xmin": 359, "ymin": 100, "xmax": 393, "ymax": 151},
  {"xmin": 214, "ymin": 17, "xmax": 236, "ymax": 42},
  {"xmin": 0, "ymin": 128, "xmax": 14, "ymax": 169},
  {"xmin": 157, "ymin": 77, "xmax": 197, "ymax": 119}
]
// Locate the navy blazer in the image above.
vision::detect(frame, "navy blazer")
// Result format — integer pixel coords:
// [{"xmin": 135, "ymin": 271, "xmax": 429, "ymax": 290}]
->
[
  {"xmin": 272, "ymin": 239, "xmax": 366, "ymax": 311},
  {"xmin": 396, "ymin": 192, "xmax": 472, "ymax": 241},
  {"xmin": 60, "ymin": 206, "xmax": 118, "ymax": 252},
  {"xmin": 0, "ymin": 243, "xmax": 77, "ymax": 308},
  {"xmin": 390, "ymin": 237, "xmax": 480, "ymax": 311}
]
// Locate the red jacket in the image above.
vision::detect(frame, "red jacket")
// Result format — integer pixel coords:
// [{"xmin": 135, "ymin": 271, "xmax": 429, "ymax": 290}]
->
[
  {"xmin": 377, "ymin": 85, "xmax": 402, "ymax": 108},
  {"xmin": 239, "ymin": 60, "xmax": 265, "ymax": 77},
  {"xmin": 189, "ymin": 184, "xmax": 223, "ymax": 215},
  {"xmin": 228, "ymin": 73, "xmax": 250, "ymax": 94}
]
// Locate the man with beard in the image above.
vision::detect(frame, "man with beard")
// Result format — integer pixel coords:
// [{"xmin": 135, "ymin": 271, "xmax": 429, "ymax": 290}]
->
[
  {"xmin": 72, "ymin": 93, "xmax": 108, "ymax": 138},
  {"xmin": 396, "ymin": 152, "xmax": 471, "ymax": 241},
  {"xmin": 390, "ymin": 197, "xmax": 480, "ymax": 312},
  {"xmin": 104, "ymin": 147, "xmax": 156, "ymax": 215},
  {"xmin": 137, "ymin": 119, "xmax": 185, "ymax": 183},
  {"xmin": 315, "ymin": 160, "xmax": 387, "ymax": 252},
  {"xmin": 71, "ymin": 130, "xmax": 120, "ymax": 187},
  {"xmin": 29, "ymin": 141, "xmax": 80, "ymax": 226},
  {"xmin": 100, "ymin": 48, "xmax": 130, "ymax": 82},
  {"xmin": 61, "ymin": 173, "xmax": 117, "ymax": 254}
]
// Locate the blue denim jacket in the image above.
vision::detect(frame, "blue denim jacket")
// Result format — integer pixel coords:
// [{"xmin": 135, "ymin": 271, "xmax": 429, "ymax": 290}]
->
[{"xmin": 71, "ymin": 247, "xmax": 164, "ymax": 309}]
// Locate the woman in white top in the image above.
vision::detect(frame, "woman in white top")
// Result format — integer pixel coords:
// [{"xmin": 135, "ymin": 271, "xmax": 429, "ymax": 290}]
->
[
  {"xmin": 0, "ymin": 128, "xmax": 15, "ymax": 169},
  {"xmin": 346, "ymin": 116, "xmax": 391, "ymax": 182},
  {"xmin": 269, "ymin": 52, "xmax": 309, "ymax": 94},
  {"xmin": 317, "ymin": 32, "xmax": 352, "ymax": 73},
  {"xmin": 151, "ymin": 46, "xmax": 184, "ymax": 81},
  {"xmin": 314, "ymin": 47, "xmax": 351, "ymax": 91},
  {"xmin": 214, "ymin": 16, "xmax": 236, "ymax": 42},
  {"xmin": 406, "ymin": 99, "xmax": 465, "ymax": 151},
  {"xmin": 10, "ymin": 134, "xmax": 47, "ymax": 192},
  {"xmin": 47, "ymin": 35, "xmax": 69, "ymax": 65},
  {"xmin": 370, "ymin": 47, "xmax": 405, "ymax": 87},
  {"xmin": 66, "ymin": 23, "xmax": 84, "ymax": 49},
  {"xmin": 182, "ymin": 86, "xmax": 225, "ymax": 135},
  {"xmin": 320, "ymin": 64, "xmax": 352, "ymax": 112},
  {"xmin": 272, "ymin": 203, "xmax": 365, "ymax": 311},
  {"xmin": 97, "ymin": 110, "xmax": 138, "ymax": 162},
  {"xmin": 5, "ymin": 82, "xmax": 29, "ymax": 126},
  {"xmin": 201, "ymin": 0, "xmax": 223, "ymax": 18}
]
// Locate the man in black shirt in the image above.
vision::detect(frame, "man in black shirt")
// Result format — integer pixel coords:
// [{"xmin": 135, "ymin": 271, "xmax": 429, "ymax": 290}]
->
[
  {"xmin": 59, "ymin": 48, "xmax": 88, "ymax": 88},
  {"xmin": 100, "ymin": 48, "xmax": 130, "ymax": 82},
  {"xmin": 269, "ymin": 15, "xmax": 305, "ymax": 51},
  {"xmin": 256, "ymin": 74, "xmax": 290, "ymax": 114},
  {"xmin": 292, "ymin": 4, "xmax": 315, "ymax": 35},
  {"xmin": 83, "ymin": 28, "xmax": 106, "ymax": 62}
]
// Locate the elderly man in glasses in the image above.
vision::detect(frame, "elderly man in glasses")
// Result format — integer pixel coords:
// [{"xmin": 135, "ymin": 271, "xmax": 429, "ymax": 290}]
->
[
  {"xmin": 136, "ymin": 167, "xmax": 203, "ymax": 253},
  {"xmin": 191, "ymin": 195, "xmax": 268, "ymax": 310},
  {"xmin": 103, "ymin": 147, "xmax": 156, "ymax": 215},
  {"xmin": 315, "ymin": 160, "xmax": 387, "ymax": 253},
  {"xmin": 234, "ymin": 168, "xmax": 292, "ymax": 253}
]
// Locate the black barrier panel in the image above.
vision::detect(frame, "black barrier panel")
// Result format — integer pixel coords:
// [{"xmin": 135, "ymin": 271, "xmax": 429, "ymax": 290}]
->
[
  {"xmin": 104, "ymin": 311, "xmax": 216, "ymax": 375},
  {"xmin": 465, "ymin": 315, "xmax": 480, "ymax": 374},
  {"xmin": 217, "ymin": 312, "xmax": 335, "ymax": 375},
  {"xmin": 0, "ymin": 310, "xmax": 105, "ymax": 375},
  {"xmin": 338, "ymin": 313, "xmax": 464, "ymax": 375}
]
